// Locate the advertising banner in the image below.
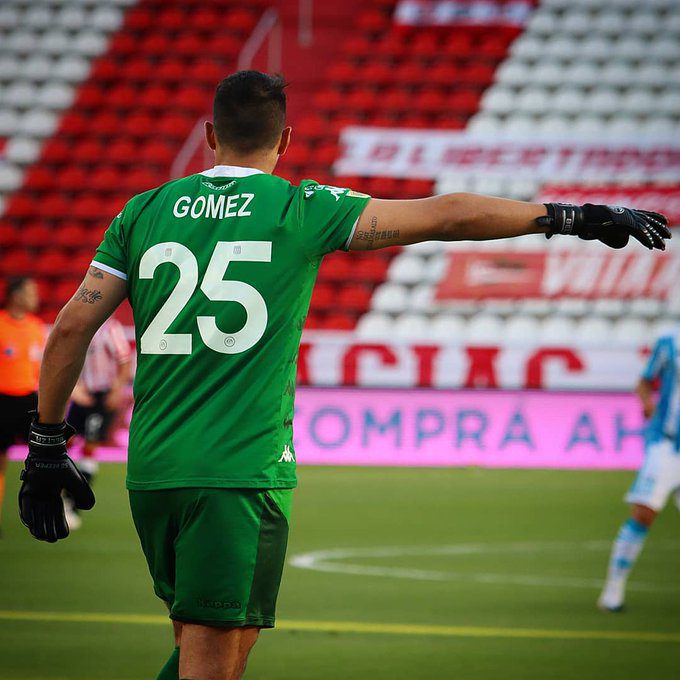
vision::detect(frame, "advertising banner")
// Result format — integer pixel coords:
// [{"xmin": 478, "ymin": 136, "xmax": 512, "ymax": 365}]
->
[
  {"xmin": 10, "ymin": 389, "xmax": 645, "ymax": 470},
  {"xmin": 436, "ymin": 248, "xmax": 680, "ymax": 300},
  {"xmin": 335, "ymin": 128, "xmax": 680, "ymax": 182}
]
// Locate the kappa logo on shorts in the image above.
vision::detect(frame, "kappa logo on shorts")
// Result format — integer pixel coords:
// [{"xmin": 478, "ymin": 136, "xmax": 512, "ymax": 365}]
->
[
  {"xmin": 278, "ymin": 444, "xmax": 295, "ymax": 463},
  {"xmin": 196, "ymin": 598, "xmax": 242, "ymax": 610}
]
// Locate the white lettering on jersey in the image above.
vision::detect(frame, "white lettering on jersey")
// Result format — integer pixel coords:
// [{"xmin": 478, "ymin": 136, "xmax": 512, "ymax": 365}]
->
[
  {"xmin": 238, "ymin": 193, "xmax": 254, "ymax": 216},
  {"xmin": 278, "ymin": 444, "xmax": 295, "ymax": 463},
  {"xmin": 172, "ymin": 194, "xmax": 256, "ymax": 220},
  {"xmin": 303, "ymin": 185, "xmax": 347, "ymax": 201},
  {"xmin": 173, "ymin": 196, "xmax": 191, "ymax": 217}
]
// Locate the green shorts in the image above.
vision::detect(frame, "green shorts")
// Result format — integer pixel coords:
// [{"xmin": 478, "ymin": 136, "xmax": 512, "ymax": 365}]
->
[{"xmin": 129, "ymin": 487, "xmax": 292, "ymax": 629}]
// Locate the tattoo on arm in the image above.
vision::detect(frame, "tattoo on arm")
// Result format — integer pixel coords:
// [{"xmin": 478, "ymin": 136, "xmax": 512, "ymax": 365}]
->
[
  {"xmin": 74, "ymin": 286, "xmax": 103, "ymax": 304},
  {"xmin": 88, "ymin": 266, "xmax": 104, "ymax": 279},
  {"xmin": 354, "ymin": 216, "xmax": 399, "ymax": 248}
]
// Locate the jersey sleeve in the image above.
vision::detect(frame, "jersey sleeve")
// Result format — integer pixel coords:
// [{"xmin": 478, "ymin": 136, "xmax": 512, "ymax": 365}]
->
[
  {"xmin": 92, "ymin": 205, "xmax": 129, "ymax": 280},
  {"xmin": 642, "ymin": 337, "xmax": 671, "ymax": 381},
  {"xmin": 296, "ymin": 181, "xmax": 371, "ymax": 258}
]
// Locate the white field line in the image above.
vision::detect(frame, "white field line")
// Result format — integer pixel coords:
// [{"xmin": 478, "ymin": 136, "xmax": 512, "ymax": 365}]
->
[{"xmin": 289, "ymin": 540, "xmax": 680, "ymax": 593}]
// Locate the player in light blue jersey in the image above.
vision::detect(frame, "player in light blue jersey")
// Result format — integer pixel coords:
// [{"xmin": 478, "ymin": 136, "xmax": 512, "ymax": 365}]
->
[{"xmin": 599, "ymin": 327, "xmax": 680, "ymax": 612}]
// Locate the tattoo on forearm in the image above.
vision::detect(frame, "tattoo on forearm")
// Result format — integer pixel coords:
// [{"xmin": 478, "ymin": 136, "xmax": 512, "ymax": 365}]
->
[
  {"xmin": 88, "ymin": 266, "xmax": 104, "ymax": 279},
  {"xmin": 74, "ymin": 286, "xmax": 103, "ymax": 304},
  {"xmin": 354, "ymin": 216, "xmax": 399, "ymax": 247}
]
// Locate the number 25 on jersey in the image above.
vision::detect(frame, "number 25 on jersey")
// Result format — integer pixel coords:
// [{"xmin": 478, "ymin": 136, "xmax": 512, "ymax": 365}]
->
[{"xmin": 139, "ymin": 240, "xmax": 271, "ymax": 356}]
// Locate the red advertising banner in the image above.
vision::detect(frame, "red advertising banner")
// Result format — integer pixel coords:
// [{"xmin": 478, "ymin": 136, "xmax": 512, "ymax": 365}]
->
[
  {"xmin": 394, "ymin": 0, "xmax": 535, "ymax": 26},
  {"xmin": 335, "ymin": 128, "xmax": 680, "ymax": 182},
  {"xmin": 537, "ymin": 184, "xmax": 680, "ymax": 227},
  {"xmin": 436, "ymin": 249, "xmax": 680, "ymax": 300}
]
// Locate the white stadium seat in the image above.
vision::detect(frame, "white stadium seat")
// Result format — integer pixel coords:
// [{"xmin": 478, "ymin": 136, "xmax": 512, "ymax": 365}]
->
[
  {"xmin": 577, "ymin": 317, "xmax": 614, "ymax": 345},
  {"xmin": 392, "ymin": 314, "xmax": 432, "ymax": 341},
  {"xmin": 464, "ymin": 315, "xmax": 505, "ymax": 344},
  {"xmin": 372, "ymin": 283, "xmax": 409, "ymax": 314},
  {"xmin": 591, "ymin": 299, "xmax": 626, "ymax": 318},
  {"xmin": 388, "ymin": 254, "xmax": 426, "ymax": 285},
  {"xmin": 355, "ymin": 313, "xmax": 394, "ymax": 339},
  {"xmin": 539, "ymin": 317, "xmax": 577, "ymax": 344},
  {"xmin": 612, "ymin": 318, "xmax": 649, "ymax": 346},
  {"xmin": 5, "ymin": 136, "xmax": 41, "ymax": 165},
  {"xmin": 4, "ymin": 81, "xmax": 39, "ymax": 108},
  {"xmin": 504, "ymin": 316, "xmax": 541, "ymax": 343},
  {"xmin": 0, "ymin": 163, "xmax": 23, "ymax": 192},
  {"xmin": 408, "ymin": 283, "xmax": 435, "ymax": 313},
  {"xmin": 429, "ymin": 315, "xmax": 466, "ymax": 342},
  {"xmin": 37, "ymin": 82, "xmax": 74, "ymax": 109},
  {"xmin": 18, "ymin": 108, "xmax": 58, "ymax": 137},
  {"xmin": 0, "ymin": 109, "xmax": 20, "ymax": 136},
  {"xmin": 22, "ymin": 56, "xmax": 53, "ymax": 82}
]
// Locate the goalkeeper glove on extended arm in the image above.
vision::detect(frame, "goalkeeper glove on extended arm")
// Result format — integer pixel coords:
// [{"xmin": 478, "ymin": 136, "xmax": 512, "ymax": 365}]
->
[
  {"xmin": 19, "ymin": 416, "xmax": 95, "ymax": 543},
  {"xmin": 537, "ymin": 203, "xmax": 670, "ymax": 250}
]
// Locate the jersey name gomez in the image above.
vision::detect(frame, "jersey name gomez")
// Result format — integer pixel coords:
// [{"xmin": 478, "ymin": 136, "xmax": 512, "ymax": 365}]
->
[{"xmin": 92, "ymin": 166, "xmax": 370, "ymax": 490}]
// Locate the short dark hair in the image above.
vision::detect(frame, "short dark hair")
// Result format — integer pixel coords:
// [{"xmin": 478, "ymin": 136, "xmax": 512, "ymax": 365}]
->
[
  {"xmin": 213, "ymin": 71, "xmax": 287, "ymax": 154},
  {"xmin": 7, "ymin": 276, "xmax": 31, "ymax": 298}
]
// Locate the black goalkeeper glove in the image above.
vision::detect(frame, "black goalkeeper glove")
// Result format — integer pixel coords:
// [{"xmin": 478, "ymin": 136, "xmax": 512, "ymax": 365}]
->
[
  {"xmin": 537, "ymin": 203, "xmax": 670, "ymax": 250},
  {"xmin": 19, "ymin": 416, "xmax": 95, "ymax": 543}
]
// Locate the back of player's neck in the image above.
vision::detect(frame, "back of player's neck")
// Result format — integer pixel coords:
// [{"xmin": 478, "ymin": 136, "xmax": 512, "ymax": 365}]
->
[{"xmin": 213, "ymin": 153, "xmax": 273, "ymax": 174}]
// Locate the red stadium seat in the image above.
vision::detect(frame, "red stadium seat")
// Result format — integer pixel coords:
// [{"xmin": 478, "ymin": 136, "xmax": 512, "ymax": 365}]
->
[
  {"xmin": 35, "ymin": 251, "xmax": 71, "ymax": 278},
  {"xmin": 225, "ymin": 9, "xmax": 257, "ymax": 34},
  {"xmin": 321, "ymin": 312, "xmax": 356, "ymax": 330},
  {"xmin": 54, "ymin": 225, "xmax": 88, "ymax": 250},
  {"xmin": 89, "ymin": 58, "xmax": 120, "ymax": 83},
  {"xmin": 91, "ymin": 167, "xmax": 126, "ymax": 192},
  {"xmin": 319, "ymin": 255, "xmax": 351, "ymax": 283},
  {"xmin": 57, "ymin": 167, "xmax": 88, "ymax": 192},
  {"xmin": 19, "ymin": 222, "xmax": 53, "ymax": 248},
  {"xmin": 124, "ymin": 7, "xmax": 154, "ymax": 32},
  {"xmin": 41, "ymin": 138, "xmax": 71, "ymax": 165},
  {"xmin": 0, "ymin": 225, "xmax": 18, "ymax": 248},
  {"xmin": 4, "ymin": 195, "xmax": 35, "ymax": 219},
  {"xmin": 3, "ymin": 250, "xmax": 33, "ymax": 277},
  {"xmin": 58, "ymin": 112, "xmax": 89, "ymax": 137},
  {"xmin": 90, "ymin": 112, "xmax": 123, "ymax": 137},
  {"xmin": 158, "ymin": 9, "xmax": 186, "ymax": 32},
  {"xmin": 338, "ymin": 284, "xmax": 372, "ymax": 313},
  {"xmin": 72, "ymin": 139, "xmax": 105, "ymax": 164}
]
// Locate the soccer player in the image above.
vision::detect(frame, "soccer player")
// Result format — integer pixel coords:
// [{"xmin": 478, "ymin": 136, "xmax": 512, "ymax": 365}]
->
[
  {"xmin": 0, "ymin": 276, "xmax": 45, "ymax": 530},
  {"xmin": 598, "ymin": 328, "xmax": 680, "ymax": 612},
  {"xmin": 18, "ymin": 71, "xmax": 669, "ymax": 680},
  {"xmin": 64, "ymin": 317, "xmax": 131, "ymax": 529}
]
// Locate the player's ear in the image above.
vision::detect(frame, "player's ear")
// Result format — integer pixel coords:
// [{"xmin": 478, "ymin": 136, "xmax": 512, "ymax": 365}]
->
[
  {"xmin": 277, "ymin": 126, "xmax": 292, "ymax": 157},
  {"xmin": 205, "ymin": 121, "xmax": 217, "ymax": 151}
]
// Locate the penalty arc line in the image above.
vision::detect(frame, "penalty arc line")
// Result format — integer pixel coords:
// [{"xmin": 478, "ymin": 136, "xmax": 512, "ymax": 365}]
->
[{"xmin": 0, "ymin": 611, "xmax": 679, "ymax": 644}]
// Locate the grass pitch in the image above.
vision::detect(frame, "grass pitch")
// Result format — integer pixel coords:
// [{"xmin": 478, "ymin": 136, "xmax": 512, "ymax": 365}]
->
[{"xmin": 1, "ymin": 463, "xmax": 679, "ymax": 679}]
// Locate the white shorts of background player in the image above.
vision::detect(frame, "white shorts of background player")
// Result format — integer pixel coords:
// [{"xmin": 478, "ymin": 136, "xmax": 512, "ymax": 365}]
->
[{"xmin": 625, "ymin": 438, "xmax": 680, "ymax": 512}]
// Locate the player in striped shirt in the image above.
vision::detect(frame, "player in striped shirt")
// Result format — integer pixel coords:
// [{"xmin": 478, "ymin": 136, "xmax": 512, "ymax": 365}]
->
[
  {"xmin": 64, "ymin": 317, "xmax": 131, "ymax": 528},
  {"xmin": 599, "ymin": 327, "xmax": 680, "ymax": 611}
]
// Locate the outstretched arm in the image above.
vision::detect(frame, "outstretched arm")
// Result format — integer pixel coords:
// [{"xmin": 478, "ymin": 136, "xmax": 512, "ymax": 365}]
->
[
  {"xmin": 38, "ymin": 265, "xmax": 127, "ymax": 423},
  {"xmin": 349, "ymin": 194, "xmax": 669, "ymax": 251}
]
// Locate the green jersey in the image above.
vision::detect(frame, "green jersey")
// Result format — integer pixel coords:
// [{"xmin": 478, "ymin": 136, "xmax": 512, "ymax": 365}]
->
[{"xmin": 92, "ymin": 165, "xmax": 370, "ymax": 490}]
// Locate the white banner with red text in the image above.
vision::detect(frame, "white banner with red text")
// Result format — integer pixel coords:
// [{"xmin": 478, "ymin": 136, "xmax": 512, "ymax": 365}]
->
[
  {"xmin": 335, "ymin": 128, "xmax": 680, "ymax": 183},
  {"xmin": 435, "ymin": 248, "xmax": 680, "ymax": 301},
  {"xmin": 294, "ymin": 333, "xmax": 651, "ymax": 390}
]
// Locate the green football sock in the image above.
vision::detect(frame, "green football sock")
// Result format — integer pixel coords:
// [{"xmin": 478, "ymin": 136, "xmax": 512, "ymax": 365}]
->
[{"xmin": 156, "ymin": 646, "xmax": 179, "ymax": 680}]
